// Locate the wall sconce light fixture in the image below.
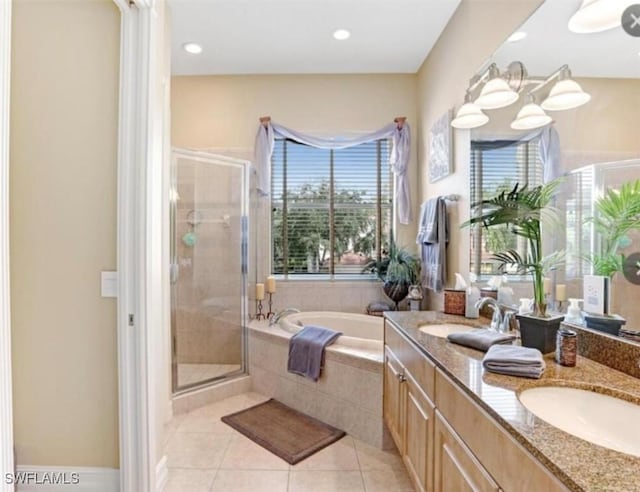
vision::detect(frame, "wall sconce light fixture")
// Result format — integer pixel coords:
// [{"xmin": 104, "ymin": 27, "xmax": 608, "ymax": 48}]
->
[{"xmin": 452, "ymin": 62, "xmax": 591, "ymax": 131}]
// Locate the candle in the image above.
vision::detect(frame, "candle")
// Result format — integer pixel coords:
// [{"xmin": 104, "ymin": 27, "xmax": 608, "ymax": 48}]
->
[
  {"xmin": 556, "ymin": 284, "xmax": 567, "ymax": 302},
  {"xmin": 543, "ymin": 278, "xmax": 552, "ymax": 296},
  {"xmin": 266, "ymin": 276, "xmax": 276, "ymax": 294},
  {"xmin": 256, "ymin": 283, "xmax": 265, "ymax": 300}
]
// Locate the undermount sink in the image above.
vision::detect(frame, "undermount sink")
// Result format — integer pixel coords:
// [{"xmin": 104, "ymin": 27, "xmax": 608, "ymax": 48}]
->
[
  {"xmin": 418, "ymin": 323, "xmax": 476, "ymax": 338},
  {"xmin": 519, "ymin": 386, "xmax": 640, "ymax": 457}
]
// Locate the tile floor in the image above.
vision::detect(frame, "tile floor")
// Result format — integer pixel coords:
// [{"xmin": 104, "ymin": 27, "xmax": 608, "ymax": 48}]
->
[
  {"xmin": 164, "ymin": 392, "xmax": 415, "ymax": 492},
  {"xmin": 177, "ymin": 363, "xmax": 242, "ymax": 387}
]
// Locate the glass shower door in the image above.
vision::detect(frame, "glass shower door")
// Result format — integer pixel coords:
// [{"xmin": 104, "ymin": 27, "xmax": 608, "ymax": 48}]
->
[{"xmin": 170, "ymin": 149, "xmax": 249, "ymax": 393}]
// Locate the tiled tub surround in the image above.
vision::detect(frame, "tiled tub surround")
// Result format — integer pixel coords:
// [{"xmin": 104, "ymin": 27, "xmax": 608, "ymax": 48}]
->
[
  {"xmin": 385, "ymin": 311, "xmax": 640, "ymax": 492},
  {"xmin": 248, "ymin": 318, "xmax": 391, "ymax": 449}
]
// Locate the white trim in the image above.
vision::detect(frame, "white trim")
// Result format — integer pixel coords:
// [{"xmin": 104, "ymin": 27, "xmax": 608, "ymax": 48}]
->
[
  {"xmin": 155, "ymin": 456, "xmax": 168, "ymax": 492},
  {"xmin": 113, "ymin": 0, "xmax": 164, "ymax": 491},
  {"xmin": 14, "ymin": 466, "xmax": 118, "ymax": 492},
  {"xmin": 0, "ymin": 1, "xmax": 14, "ymax": 491}
]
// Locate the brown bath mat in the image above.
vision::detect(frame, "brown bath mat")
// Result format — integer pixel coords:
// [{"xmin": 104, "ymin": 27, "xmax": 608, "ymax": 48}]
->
[{"xmin": 221, "ymin": 398, "xmax": 346, "ymax": 464}]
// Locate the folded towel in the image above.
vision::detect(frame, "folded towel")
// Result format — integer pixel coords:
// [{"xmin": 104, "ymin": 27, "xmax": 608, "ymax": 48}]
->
[
  {"xmin": 287, "ymin": 325, "xmax": 342, "ymax": 381},
  {"xmin": 482, "ymin": 344, "xmax": 545, "ymax": 379},
  {"xmin": 447, "ymin": 329, "xmax": 516, "ymax": 352}
]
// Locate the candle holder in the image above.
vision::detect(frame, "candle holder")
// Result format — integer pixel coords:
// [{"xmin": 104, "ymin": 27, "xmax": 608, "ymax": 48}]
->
[
  {"xmin": 266, "ymin": 292, "xmax": 275, "ymax": 319},
  {"xmin": 255, "ymin": 299, "xmax": 265, "ymax": 320}
]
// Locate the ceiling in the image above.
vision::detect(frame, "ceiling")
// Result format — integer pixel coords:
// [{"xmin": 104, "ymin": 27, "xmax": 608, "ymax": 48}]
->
[
  {"xmin": 490, "ymin": 0, "xmax": 640, "ymax": 79},
  {"xmin": 168, "ymin": 0, "xmax": 461, "ymax": 75}
]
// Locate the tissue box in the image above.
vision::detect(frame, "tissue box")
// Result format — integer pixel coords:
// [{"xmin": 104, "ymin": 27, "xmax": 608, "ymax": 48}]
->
[{"xmin": 444, "ymin": 289, "xmax": 466, "ymax": 315}]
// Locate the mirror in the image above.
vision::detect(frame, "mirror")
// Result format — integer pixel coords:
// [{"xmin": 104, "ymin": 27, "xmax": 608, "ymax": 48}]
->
[{"xmin": 468, "ymin": 0, "xmax": 640, "ymax": 331}]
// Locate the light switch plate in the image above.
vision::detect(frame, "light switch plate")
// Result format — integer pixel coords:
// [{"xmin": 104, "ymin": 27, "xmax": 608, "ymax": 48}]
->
[{"xmin": 101, "ymin": 271, "xmax": 118, "ymax": 298}]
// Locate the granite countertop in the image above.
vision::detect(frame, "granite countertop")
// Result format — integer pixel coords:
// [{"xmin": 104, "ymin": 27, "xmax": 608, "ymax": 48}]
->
[{"xmin": 384, "ymin": 311, "xmax": 640, "ymax": 492}]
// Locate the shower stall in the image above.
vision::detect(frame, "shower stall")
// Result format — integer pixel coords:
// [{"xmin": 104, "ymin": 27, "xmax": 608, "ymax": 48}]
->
[{"xmin": 170, "ymin": 149, "xmax": 251, "ymax": 393}]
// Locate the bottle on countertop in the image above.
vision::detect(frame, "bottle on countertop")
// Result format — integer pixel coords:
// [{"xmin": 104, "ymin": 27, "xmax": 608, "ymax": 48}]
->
[
  {"xmin": 465, "ymin": 284, "xmax": 480, "ymax": 319},
  {"xmin": 555, "ymin": 328, "xmax": 578, "ymax": 367}
]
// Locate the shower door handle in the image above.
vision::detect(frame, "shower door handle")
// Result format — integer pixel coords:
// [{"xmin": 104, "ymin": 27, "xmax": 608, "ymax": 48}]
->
[{"xmin": 170, "ymin": 263, "xmax": 179, "ymax": 284}]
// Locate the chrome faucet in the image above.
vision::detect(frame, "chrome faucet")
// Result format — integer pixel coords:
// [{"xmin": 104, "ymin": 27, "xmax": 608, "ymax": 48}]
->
[
  {"xmin": 474, "ymin": 297, "xmax": 515, "ymax": 333},
  {"xmin": 269, "ymin": 308, "xmax": 301, "ymax": 326}
]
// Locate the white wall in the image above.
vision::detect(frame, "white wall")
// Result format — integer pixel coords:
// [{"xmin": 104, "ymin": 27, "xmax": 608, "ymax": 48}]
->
[{"xmin": 10, "ymin": 0, "xmax": 120, "ymax": 467}]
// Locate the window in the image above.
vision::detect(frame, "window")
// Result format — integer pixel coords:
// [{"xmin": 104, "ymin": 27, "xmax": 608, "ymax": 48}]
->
[
  {"xmin": 271, "ymin": 138, "xmax": 392, "ymax": 278},
  {"xmin": 469, "ymin": 140, "xmax": 542, "ymax": 278}
]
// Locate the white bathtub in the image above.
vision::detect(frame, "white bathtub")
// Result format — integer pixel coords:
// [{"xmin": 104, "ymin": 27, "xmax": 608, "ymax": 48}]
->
[
  {"xmin": 279, "ymin": 311, "xmax": 384, "ymax": 355},
  {"xmin": 248, "ymin": 311, "xmax": 390, "ymax": 448}
]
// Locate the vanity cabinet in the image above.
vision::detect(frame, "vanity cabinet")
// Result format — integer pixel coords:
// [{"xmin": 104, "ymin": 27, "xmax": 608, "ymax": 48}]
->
[
  {"xmin": 383, "ymin": 321, "xmax": 570, "ymax": 492},
  {"xmin": 434, "ymin": 410, "xmax": 499, "ymax": 492},
  {"xmin": 383, "ymin": 346, "xmax": 405, "ymax": 449},
  {"xmin": 384, "ymin": 323, "xmax": 436, "ymax": 492}
]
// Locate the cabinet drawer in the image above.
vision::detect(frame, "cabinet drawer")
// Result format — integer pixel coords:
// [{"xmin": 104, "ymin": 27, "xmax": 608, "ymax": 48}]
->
[
  {"xmin": 435, "ymin": 368, "xmax": 569, "ymax": 492},
  {"xmin": 434, "ymin": 410, "xmax": 500, "ymax": 492},
  {"xmin": 385, "ymin": 321, "xmax": 435, "ymax": 400}
]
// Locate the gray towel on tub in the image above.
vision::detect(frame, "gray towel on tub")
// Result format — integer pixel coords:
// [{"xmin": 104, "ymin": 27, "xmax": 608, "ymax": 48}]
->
[
  {"xmin": 287, "ymin": 325, "xmax": 342, "ymax": 381},
  {"xmin": 482, "ymin": 344, "xmax": 545, "ymax": 379},
  {"xmin": 447, "ymin": 329, "xmax": 516, "ymax": 352}
]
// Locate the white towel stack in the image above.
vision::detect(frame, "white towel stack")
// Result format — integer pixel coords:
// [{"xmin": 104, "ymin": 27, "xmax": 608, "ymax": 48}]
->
[{"xmin": 482, "ymin": 345, "xmax": 545, "ymax": 379}]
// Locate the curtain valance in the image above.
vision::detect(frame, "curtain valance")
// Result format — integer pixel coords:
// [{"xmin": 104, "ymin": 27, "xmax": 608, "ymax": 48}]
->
[{"xmin": 254, "ymin": 119, "xmax": 412, "ymax": 224}]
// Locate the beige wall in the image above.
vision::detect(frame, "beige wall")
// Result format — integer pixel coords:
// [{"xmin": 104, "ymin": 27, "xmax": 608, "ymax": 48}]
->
[
  {"xmin": 10, "ymin": 0, "xmax": 120, "ymax": 467},
  {"xmin": 172, "ymin": 74, "xmax": 419, "ymax": 313},
  {"xmin": 416, "ymin": 0, "xmax": 544, "ymax": 309}
]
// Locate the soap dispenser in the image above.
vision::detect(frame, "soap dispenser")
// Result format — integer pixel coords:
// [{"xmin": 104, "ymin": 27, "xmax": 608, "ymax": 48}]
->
[{"xmin": 565, "ymin": 298, "xmax": 584, "ymax": 325}]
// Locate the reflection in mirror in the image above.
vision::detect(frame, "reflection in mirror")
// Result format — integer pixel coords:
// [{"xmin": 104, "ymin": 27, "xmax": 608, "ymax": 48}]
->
[{"xmin": 465, "ymin": 0, "xmax": 640, "ymax": 334}]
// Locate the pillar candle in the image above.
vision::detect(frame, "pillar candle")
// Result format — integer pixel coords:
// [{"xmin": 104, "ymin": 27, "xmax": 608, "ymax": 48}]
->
[
  {"xmin": 556, "ymin": 284, "xmax": 567, "ymax": 302},
  {"xmin": 266, "ymin": 276, "xmax": 276, "ymax": 294},
  {"xmin": 256, "ymin": 283, "xmax": 265, "ymax": 300},
  {"xmin": 543, "ymin": 278, "xmax": 552, "ymax": 295}
]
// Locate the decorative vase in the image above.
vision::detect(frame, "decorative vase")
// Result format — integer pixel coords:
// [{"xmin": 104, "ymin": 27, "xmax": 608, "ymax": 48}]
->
[
  {"xmin": 516, "ymin": 313, "xmax": 565, "ymax": 354},
  {"xmin": 383, "ymin": 281, "xmax": 410, "ymax": 310}
]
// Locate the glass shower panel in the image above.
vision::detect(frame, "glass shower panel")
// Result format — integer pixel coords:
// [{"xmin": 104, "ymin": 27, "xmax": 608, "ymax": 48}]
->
[{"xmin": 171, "ymin": 149, "xmax": 249, "ymax": 393}]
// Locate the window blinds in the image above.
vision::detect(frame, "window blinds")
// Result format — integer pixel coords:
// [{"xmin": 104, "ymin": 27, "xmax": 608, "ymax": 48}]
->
[
  {"xmin": 469, "ymin": 140, "xmax": 542, "ymax": 277},
  {"xmin": 271, "ymin": 138, "xmax": 392, "ymax": 278}
]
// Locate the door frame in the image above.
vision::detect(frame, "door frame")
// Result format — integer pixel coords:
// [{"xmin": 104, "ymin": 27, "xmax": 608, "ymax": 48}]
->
[
  {"xmin": 113, "ymin": 0, "xmax": 168, "ymax": 490},
  {"xmin": 0, "ymin": 1, "xmax": 14, "ymax": 490}
]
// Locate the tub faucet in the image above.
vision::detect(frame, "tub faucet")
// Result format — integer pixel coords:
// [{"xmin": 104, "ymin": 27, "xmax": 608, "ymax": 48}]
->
[
  {"xmin": 269, "ymin": 308, "xmax": 300, "ymax": 326},
  {"xmin": 474, "ymin": 297, "xmax": 512, "ymax": 333}
]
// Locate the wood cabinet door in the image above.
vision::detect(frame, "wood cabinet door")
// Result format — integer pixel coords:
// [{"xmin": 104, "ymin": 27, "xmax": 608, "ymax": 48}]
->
[
  {"xmin": 403, "ymin": 371, "xmax": 435, "ymax": 492},
  {"xmin": 434, "ymin": 411, "xmax": 500, "ymax": 492},
  {"xmin": 384, "ymin": 346, "xmax": 405, "ymax": 452}
]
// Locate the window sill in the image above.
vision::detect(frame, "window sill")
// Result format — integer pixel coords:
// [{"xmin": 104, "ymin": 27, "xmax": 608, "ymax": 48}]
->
[{"xmin": 270, "ymin": 274, "xmax": 381, "ymax": 282}]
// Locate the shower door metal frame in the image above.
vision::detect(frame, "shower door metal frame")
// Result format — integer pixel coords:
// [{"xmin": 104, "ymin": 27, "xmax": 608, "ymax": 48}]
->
[{"xmin": 170, "ymin": 148, "xmax": 250, "ymax": 395}]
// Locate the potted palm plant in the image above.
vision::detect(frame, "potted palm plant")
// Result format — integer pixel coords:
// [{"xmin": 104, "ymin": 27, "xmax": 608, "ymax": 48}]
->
[
  {"xmin": 363, "ymin": 234, "xmax": 421, "ymax": 310},
  {"xmin": 582, "ymin": 178, "xmax": 640, "ymax": 335},
  {"xmin": 463, "ymin": 179, "xmax": 565, "ymax": 353}
]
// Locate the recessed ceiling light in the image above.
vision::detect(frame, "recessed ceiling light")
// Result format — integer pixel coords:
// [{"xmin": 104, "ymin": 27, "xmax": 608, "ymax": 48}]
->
[
  {"xmin": 183, "ymin": 42, "xmax": 203, "ymax": 54},
  {"xmin": 333, "ymin": 29, "xmax": 351, "ymax": 41},
  {"xmin": 507, "ymin": 31, "xmax": 527, "ymax": 43}
]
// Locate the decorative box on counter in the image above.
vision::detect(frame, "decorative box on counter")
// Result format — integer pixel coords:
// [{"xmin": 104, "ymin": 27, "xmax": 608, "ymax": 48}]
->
[{"xmin": 444, "ymin": 289, "xmax": 466, "ymax": 315}]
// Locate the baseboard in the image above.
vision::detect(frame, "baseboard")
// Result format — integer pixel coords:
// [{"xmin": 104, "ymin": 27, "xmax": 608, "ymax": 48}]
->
[
  {"xmin": 155, "ymin": 455, "xmax": 168, "ymax": 492},
  {"xmin": 13, "ymin": 466, "xmax": 119, "ymax": 491}
]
